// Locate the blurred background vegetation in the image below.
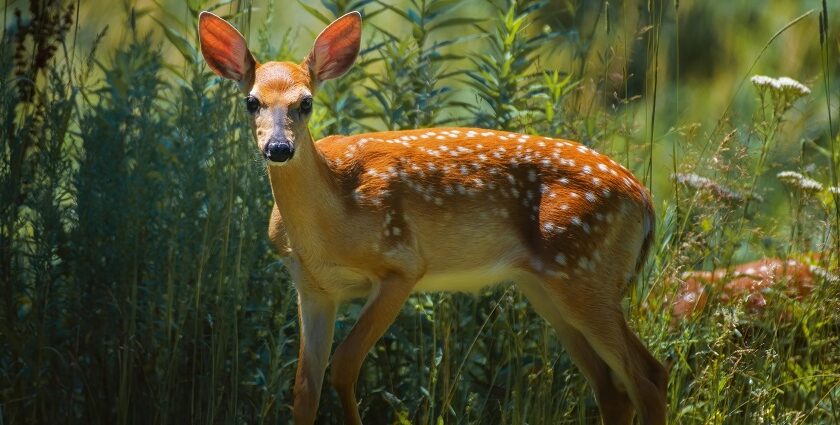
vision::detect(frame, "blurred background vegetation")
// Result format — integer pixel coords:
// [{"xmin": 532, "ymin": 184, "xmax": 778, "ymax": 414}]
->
[{"xmin": 1, "ymin": 0, "xmax": 839, "ymax": 423}]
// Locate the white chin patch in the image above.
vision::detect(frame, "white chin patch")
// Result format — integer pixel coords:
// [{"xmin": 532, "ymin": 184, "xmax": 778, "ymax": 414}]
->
[{"xmin": 266, "ymin": 160, "xmax": 288, "ymax": 167}]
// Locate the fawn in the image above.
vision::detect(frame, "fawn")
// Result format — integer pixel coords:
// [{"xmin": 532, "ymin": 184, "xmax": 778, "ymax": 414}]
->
[
  {"xmin": 671, "ymin": 257, "xmax": 833, "ymax": 322},
  {"xmin": 198, "ymin": 10, "xmax": 667, "ymax": 425}
]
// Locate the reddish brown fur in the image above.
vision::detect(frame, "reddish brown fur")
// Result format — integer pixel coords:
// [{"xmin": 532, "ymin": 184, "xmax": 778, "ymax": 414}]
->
[
  {"xmin": 199, "ymin": 10, "xmax": 666, "ymax": 425},
  {"xmin": 670, "ymin": 258, "xmax": 820, "ymax": 322},
  {"xmin": 316, "ymin": 129, "xmax": 654, "ymax": 284}
]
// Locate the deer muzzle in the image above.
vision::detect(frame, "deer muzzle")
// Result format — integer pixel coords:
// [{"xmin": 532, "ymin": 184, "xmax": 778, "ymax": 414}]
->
[{"xmin": 265, "ymin": 139, "xmax": 294, "ymax": 163}]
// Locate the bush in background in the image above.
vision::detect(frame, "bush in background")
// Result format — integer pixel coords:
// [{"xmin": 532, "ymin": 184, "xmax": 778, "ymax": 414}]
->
[{"xmin": 1, "ymin": 0, "xmax": 839, "ymax": 424}]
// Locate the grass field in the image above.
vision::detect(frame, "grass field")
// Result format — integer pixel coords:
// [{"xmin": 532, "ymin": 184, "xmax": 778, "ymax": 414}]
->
[{"xmin": 2, "ymin": 0, "xmax": 839, "ymax": 423}]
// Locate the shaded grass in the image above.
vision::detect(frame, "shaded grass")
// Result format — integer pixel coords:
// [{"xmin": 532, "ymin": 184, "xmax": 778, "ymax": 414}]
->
[{"xmin": 1, "ymin": 0, "xmax": 839, "ymax": 424}]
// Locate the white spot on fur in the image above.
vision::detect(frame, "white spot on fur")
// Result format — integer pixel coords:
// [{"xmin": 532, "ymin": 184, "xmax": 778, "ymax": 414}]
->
[
  {"xmin": 547, "ymin": 269, "xmax": 570, "ymax": 279},
  {"xmin": 578, "ymin": 256, "xmax": 595, "ymax": 272}
]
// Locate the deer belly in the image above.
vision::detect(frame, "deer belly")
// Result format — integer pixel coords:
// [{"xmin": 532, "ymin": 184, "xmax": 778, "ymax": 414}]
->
[{"xmin": 412, "ymin": 265, "xmax": 519, "ymax": 293}]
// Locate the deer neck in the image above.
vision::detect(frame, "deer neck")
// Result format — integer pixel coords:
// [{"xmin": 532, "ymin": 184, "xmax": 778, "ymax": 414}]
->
[{"xmin": 267, "ymin": 128, "xmax": 343, "ymax": 256}]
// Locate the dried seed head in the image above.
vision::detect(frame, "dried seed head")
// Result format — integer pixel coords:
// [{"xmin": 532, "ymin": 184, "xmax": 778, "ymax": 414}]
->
[{"xmin": 672, "ymin": 173, "xmax": 757, "ymax": 203}]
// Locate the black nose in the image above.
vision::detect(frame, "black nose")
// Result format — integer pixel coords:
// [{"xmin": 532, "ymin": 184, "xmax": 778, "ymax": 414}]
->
[{"xmin": 265, "ymin": 141, "xmax": 293, "ymax": 162}]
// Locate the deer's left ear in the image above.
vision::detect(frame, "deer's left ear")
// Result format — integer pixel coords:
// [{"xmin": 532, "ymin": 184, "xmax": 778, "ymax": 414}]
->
[{"xmin": 303, "ymin": 11, "xmax": 362, "ymax": 84}]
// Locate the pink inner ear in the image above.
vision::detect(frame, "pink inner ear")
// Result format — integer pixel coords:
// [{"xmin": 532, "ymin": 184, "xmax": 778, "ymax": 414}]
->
[
  {"xmin": 310, "ymin": 12, "xmax": 361, "ymax": 81},
  {"xmin": 199, "ymin": 12, "xmax": 253, "ymax": 82}
]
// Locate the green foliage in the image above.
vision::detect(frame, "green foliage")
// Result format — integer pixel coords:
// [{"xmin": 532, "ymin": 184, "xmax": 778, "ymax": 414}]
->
[
  {"xmin": 1, "ymin": 0, "xmax": 840, "ymax": 424},
  {"xmin": 464, "ymin": 0, "xmax": 556, "ymax": 132}
]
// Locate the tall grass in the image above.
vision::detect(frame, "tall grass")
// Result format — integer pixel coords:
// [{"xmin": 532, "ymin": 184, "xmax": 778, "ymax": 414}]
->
[{"xmin": 1, "ymin": 0, "xmax": 839, "ymax": 424}]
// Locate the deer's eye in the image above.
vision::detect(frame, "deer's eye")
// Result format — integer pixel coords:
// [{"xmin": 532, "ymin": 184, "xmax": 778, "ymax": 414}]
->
[
  {"xmin": 245, "ymin": 95, "xmax": 261, "ymax": 114},
  {"xmin": 300, "ymin": 97, "xmax": 313, "ymax": 114}
]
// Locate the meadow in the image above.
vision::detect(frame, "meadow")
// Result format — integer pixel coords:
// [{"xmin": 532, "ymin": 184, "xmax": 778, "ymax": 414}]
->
[{"xmin": 1, "ymin": 0, "xmax": 839, "ymax": 423}]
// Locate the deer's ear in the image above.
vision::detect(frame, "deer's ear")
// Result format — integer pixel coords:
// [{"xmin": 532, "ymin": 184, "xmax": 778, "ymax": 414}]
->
[
  {"xmin": 198, "ymin": 11, "xmax": 257, "ymax": 91},
  {"xmin": 304, "ymin": 11, "xmax": 361, "ymax": 84}
]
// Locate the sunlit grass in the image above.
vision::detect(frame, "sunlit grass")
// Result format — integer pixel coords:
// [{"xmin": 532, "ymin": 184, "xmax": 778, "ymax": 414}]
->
[{"xmin": 1, "ymin": 0, "xmax": 838, "ymax": 424}]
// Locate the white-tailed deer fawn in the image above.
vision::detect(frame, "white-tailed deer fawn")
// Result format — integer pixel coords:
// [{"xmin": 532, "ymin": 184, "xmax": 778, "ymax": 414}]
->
[
  {"xmin": 199, "ymin": 10, "xmax": 666, "ymax": 425},
  {"xmin": 671, "ymin": 257, "xmax": 833, "ymax": 322}
]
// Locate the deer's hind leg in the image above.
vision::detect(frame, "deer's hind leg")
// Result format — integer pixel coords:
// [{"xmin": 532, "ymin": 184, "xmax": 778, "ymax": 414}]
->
[
  {"xmin": 571, "ymin": 302, "xmax": 666, "ymax": 425},
  {"xmin": 517, "ymin": 276, "xmax": 634, "ymax": 425},
  {"xmin": 530, "ymin": 271, "xmax": 667, "ymax": 425}
]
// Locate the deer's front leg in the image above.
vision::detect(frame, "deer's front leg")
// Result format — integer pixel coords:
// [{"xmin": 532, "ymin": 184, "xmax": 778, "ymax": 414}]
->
[
  {"xmin": 330, "ymin": 272, "xmax": 416, "ymax": 425},
  {"xmin": 293, "ymin": 288, "xmax": 337, "ymax": 425}
]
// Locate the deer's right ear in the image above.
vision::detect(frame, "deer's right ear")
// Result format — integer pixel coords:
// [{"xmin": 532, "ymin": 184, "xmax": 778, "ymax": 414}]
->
[{"xmin": 198, "ymin": 12, "xmax": 257, "ymax": 91}]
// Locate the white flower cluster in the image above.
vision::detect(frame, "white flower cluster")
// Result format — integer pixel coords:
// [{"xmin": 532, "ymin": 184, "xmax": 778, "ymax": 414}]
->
[
  {"xmin": 776, "ymin": 77, "xmax": 811, "ymax": 95},
  {"xmin": 776, "ymin": 170, "xmax": 806, "ymax": 182},
  {"xmin": 776, "ymin": 171, "xmax": 824, "ymax": 193},
  {"xmin": 829, "ymin": 186, "xmax": 840, "ymax": 195},
  {"xmin": 750, "ymin": 75, "xmax": 776, "ymax": 87},
  {"xmin": 751, "ymin": 75, "xmax": 811, "ymax": 98}
]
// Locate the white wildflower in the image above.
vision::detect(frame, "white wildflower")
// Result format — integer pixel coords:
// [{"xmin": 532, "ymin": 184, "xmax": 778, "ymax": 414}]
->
[
  {"xmin": 672, "ymin": 173, "xmax": 749, "ymax": 202},
  {"xmin": 777, "ymin": 171, "xmax": 823, "ymax": 193},
  {"xmin": 829, "ymin": 186, "xmax": 840, "ymax": 195},
  {"xmin": 751, "ymin": 75, "xmax": 777, "ymax": 88},
  {"xmin": 675, "ymin": 173, "xmax": 714, "ymax": 188},
  {"xmin": 798, "ymin": 177, "xmax": 823, "ymax": 193},
  {"xmin": 776, "ymin": 76, "xmax": 811, "ymax": 96},
  {"xmin": 776, "ymin": 171, "xmax": 806, "ymax": 184},
  {"xmin": 751, "ymin": 75, "xmax": 810, "ymax": 109}
]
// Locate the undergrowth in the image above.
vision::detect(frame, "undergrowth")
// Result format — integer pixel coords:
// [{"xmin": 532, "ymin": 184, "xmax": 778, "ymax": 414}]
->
[{"xmin": 1, "ymin": 0, "xmax": 839, "ymax": 424}]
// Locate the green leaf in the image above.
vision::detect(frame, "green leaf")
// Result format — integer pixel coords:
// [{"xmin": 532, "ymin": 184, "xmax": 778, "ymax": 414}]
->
[
  {"xmin": 426, "ymin": 0, "xmax": 464, "ymax": 19},
  {"xmin": 152, "ymin": 17, "xmax": 197, "ymax": 63},
  {"xmin": 298, "ymin": 1, "xmax": 332, "ymax": 25},
  {"xmin": 427, "ymin": 16, "xmax": 485, "ymax": 32},
  {"xmin": 374, "ymin": 0, "xmax": 410, "ymax": 21}
]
